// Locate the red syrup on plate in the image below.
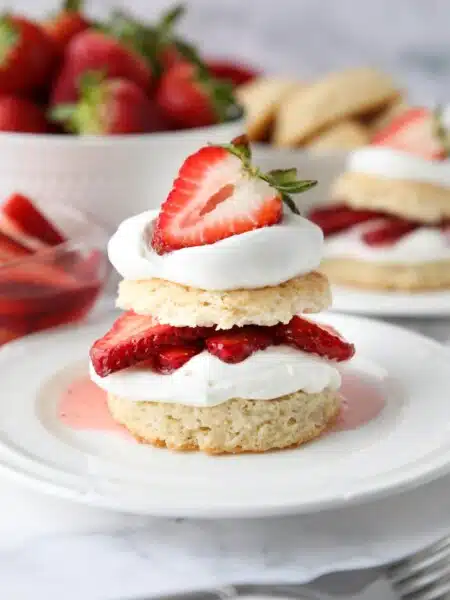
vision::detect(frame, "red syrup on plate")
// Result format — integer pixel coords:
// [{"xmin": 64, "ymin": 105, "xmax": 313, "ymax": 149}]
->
[
  {"xmin": 59, "ymin": 376, "xmax": 132, "ymax": 439},
  {"xmin": 333, "ymin": 371, "xmax": 386, "ymax": 431},
  {"xmin": 59, "ymin": 372, "xmax": 386, "ymax": 439}
]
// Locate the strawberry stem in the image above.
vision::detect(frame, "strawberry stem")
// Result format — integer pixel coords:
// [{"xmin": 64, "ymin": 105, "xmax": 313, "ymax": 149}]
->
[
  {"xmin": 0, "ymin": 17, "xmax": 18, "ymax": 66},
  {"xmin": 63, "ymin": 0, "xmax": 83, "ymax": 12},
  {"xmin": 220, "ymin": 135, "xmax": 317, "ymax": 215},
  {"xmin": 432, "ymin": 106, "xmax": 450, "ymax": 157}
]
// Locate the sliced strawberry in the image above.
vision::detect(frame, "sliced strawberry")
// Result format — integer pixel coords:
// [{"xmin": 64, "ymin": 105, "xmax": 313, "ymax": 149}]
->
[
  {"xmin": 90, "ymin": 311, "xmax": 212, "ymax": 377},
  {"xmin": 0, "ymin": 322, "xmax": 27, "ymax": 345},
  {"xmin": 153, "ymin": 344, "xmax": 202, "ymax": 374},
  {"xmin": 205, "ymin": 326, "xmax": 273, "ymax": 364},
  {"xmin": 362, "ymin": 218, "xmax": 419, "ymax": 246},
  {"xmin": 151, "ymin": 145, "xmax": 282, "ymax": 254},
  {"xmin": 372, "ymin": 107, "xmax": 445, "ymax": 160},
  {"xmin": 308, "ymin": 204, "xmax": 381, "ymax": 236},
  {"xmin": 276, "ymin": 316, "xmax": 355, "ymax": 362},
  {"xmin": 0, "ymin": 230, "xmax": 33, "ymax": 263},
  {"xmin": 2, "ymin": 194, "xmax": 65, "ymax": 246}
]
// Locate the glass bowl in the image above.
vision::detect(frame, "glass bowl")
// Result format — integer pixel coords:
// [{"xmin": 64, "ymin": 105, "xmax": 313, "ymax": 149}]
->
[{"xmin": 0, "ymin": 203, "xmax": 111, "ymax": 345}]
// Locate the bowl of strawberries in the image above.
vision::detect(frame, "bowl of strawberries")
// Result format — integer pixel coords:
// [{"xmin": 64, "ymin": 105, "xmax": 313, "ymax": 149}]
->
[{"xmin": 0, "ymin": 3, "xmax": 252, "ymax": 228}]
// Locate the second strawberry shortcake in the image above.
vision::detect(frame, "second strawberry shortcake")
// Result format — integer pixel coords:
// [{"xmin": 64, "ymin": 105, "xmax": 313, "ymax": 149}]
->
[
  {"xmin": 89, "ymin": 136, "xmax": 355, "ymax": 454},
  {"xmin": 310, "ymin": 108, "xmax": 450, "ymax": 291}
]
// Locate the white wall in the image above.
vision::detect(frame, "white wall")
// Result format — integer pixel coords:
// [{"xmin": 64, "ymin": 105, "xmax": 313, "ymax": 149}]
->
[{"xmin": 12, "ymin": 0, "xmax": 450, "ymax": 102}]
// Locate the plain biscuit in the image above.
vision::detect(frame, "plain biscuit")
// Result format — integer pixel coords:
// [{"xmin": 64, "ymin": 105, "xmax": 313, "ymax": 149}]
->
[
  {"xmin": 306, "ymin": 120, "xmax": 369, "ymax": 152},
  {"xmin": 332, "ymin": 172, "xmax": 450, "ymax": 223},
  {"xmin": 274, "ymin": 67, "xmax": 399, "ymax": 147},
  {"xmin": 320, "ymin": 258, "xmax": 450, "ymax": 291},
  {"xmin": 117, "ymin": 271, "xmax": 331, "ymax": 329},
  {"xmin": 236, "ymin": 77, "xmax": 299, "ymax": 141},
  {"xmin": 107, "ymin": 389, "xmax": 340, "ymax": 454}
]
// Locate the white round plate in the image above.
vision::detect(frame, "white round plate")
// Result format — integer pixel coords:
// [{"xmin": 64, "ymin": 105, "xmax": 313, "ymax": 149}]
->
[
  {"xmin": 330, "ymin": 285, "xmax": 450, "ymax": 317},
  {"xmin": 2, "ymin": 313, "xmax": 450, "ymax": 518}
]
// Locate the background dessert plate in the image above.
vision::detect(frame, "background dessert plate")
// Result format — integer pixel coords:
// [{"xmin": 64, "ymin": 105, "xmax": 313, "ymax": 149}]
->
[
  {"xmin": 330, "ymin": 285, "xmax": 450, "ymax": 317},
  {"xmin": 2, "ymin": 312, "xmax": 450, "ymax": 518}
]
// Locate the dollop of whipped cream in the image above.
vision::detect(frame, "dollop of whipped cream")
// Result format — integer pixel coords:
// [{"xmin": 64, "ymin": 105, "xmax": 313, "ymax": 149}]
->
[
  {"xmin": 348, "ymin": 147, "xmax": 450, "ymax": 188},
  {"xmin": 90, "ymin": 346, "xmax": 341, "ymax": 406},
  {"xmin": 108, "ymin": 209, "xmax": 323, "ymax": 291},
  {"xmin": 324, "ymin": 221, "xmax": 450, "ymax": 263}
]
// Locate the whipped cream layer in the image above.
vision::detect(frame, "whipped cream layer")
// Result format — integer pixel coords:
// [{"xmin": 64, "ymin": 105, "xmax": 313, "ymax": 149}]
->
[
  {"xmin": 324, "ymin": 221, "xmax": 450, "ymax": 263},
  {"xmin": 348, "ymin": 147, "xmax": 450, "ymax": 189},
  {"xmin": 108, "ymin": 209, "xmax": 323, "ymax": 291},
  {"xmin": 90, "ymin": 346, "xmax": 341, "ymax": 407}
]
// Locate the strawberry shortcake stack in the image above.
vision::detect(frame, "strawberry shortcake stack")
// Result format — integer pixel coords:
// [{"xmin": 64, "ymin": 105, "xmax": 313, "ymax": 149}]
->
[
  {"xmin": 310, "ymin": 107, "xmax": 450, "ymax": 291},
  {"xmin": 89, "ymin": 135, "xmax": 355, "ymax": 454}
]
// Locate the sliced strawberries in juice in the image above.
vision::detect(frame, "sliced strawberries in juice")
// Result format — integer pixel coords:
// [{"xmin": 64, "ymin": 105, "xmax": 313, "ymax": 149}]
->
[{"xmin": 1, "ymin": 193, "xmax": 66, "ymax": 246}]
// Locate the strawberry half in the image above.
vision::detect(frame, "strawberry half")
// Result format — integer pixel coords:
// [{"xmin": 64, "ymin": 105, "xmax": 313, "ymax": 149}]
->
[
  {"xmin": 1, "ymin": 193, "xmax": 66, "ymax": 246},
  {"xmin": 361, "ymin": 218, "xmax": 419, "ymax": 246},
  {"xmin": 308, "ymin": 204, "xmax": 381, "ymax": 237},
  {"xmin": 372, "ymin": 107, "xmax": 446, "ymax": 160},
  {"xmin": 276, "ymin": 316, "xmax": 355, "ymax": 362},
  {"xmin": 90, "ymin": 311, "xmax": 212, "ymax": 377},
  {"xmin": 151, "ymin": 135, "xmax": 316, "ymax": 254},
  {"xmin": 205, "ymin": 326, "xmax": 273, "ymax": 364}
]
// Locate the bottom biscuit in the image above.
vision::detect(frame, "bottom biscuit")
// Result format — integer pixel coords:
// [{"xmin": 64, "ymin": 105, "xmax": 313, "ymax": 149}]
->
[
  {"xmin": 107, "ymin": 389, "xmax": 340, "ymax": 455},
  {"xmin": 321, "ymin": 258, "xmax": 450, "ymax": 291}
]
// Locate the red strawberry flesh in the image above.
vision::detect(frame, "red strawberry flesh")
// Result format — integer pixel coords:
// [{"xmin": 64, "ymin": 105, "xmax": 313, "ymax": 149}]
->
[
  {"xmin": 276, "ymin": 316, "xmax": 355, "ymax": 362},
  {"xmin": 362, "ymin": 218, "xmax": 420, "ymax": 246},
  {"xmin": 372, "ymin": 107, "xmax": 445, "ymax": 160},
  {"xmin": 309, "ymin": 204, "xmax": 382, "ymax": 236},
  {"xmin": 153, "ymin": 345, "xmax": 202, "ymax": 374},
  {"xmin": 90, "ymin": 311, "xmax": 213, "ymax": 377},
  {"xmin": 205, "ymin": 326, "xmax": 273, "ymax": 364},
  {"xmin": 0, "ymin": 230, "xmax": 33, "ymax": 263},
  {"xmin": 2, "ymin": 194, "xmax": 65, "ymax": 246},
  {"xmin": 151, "ymin": 145, "xmax": 282, "ymax": 254}
]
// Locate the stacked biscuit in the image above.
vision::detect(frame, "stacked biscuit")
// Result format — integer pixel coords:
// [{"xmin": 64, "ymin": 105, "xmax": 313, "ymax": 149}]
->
[
  {"xmin": 89, "ymin": 136, "xmax": 357, "ymax": 454},
  {"xmin": 237, "ymin": 67, "xmax": 406, "ymax": 151},
  {"xmin": 110, "ymin": 271, "xmax": 338, "ymax": 454}
]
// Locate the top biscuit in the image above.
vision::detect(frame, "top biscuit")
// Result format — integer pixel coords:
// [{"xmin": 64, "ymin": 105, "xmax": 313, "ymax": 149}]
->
[
  {"xmin": 117, "ymin": 272, "xmax": 331, "ymax": 330},
  {"xmin": 237, "ymin": 77, "xmax": 299, "ymax": 141},
  {"xmin": 332, "ymin": 171, "xmax": 450, "ymax": 223},
  {"xmin": 274, "ymin": 67, "xmax": 399, "ymax": 147}
]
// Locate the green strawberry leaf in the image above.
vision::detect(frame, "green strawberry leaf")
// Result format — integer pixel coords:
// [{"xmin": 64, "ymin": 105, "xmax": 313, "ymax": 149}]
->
[{"xmin": 432, "ymin": 106, "xmax": 450, "ymax": 157}]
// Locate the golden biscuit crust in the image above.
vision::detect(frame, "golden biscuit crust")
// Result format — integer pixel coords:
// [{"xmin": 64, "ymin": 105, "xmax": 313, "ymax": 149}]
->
[
  {"xmin": 321, "ymin": 258, "xmax": 450, "ymax": 291},
  {"xmin": 306, "ymin": 120, "xmax": 369, "ymax": 152},
  {"xmin": 107, "ymin": 389, "xmax": 340, "ymax": 455},
  {"xmin": 274, "ymin": 67, "xmax": 398, "ymax": 147},
  {"xmin": 236, "ymin": 77, "xmax": 299, "ymax": 141},
  {"xmin": 332, "ymin": 172, "xmax": 450, "ymax": 223},
  {"xmin": 117, "ymin": 271, "xmax": 331, "ymax": 329}
]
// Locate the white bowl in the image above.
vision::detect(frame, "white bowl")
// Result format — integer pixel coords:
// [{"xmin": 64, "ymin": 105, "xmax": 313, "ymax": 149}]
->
[{"xmin": 0, "ymin": 117, "xmax": 244, "ymax": 230}]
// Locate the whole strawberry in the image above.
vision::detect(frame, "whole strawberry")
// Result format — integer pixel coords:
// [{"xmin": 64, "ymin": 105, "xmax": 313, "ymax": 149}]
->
[
  {"xmin": 51, "ymin": 72, "xmax": 164, "ymax": 134},
  {"xmin": 50, "ymin": 29, "xmax": 153, "ymax": 106},
  {"xmin": 44, "ymin": 0, "xmax": 90, "ymax": 54},
  {"xmin": 0, "ymin": 96, "xmax": 49, "ymax": 133},
  {"xmin": 157, "ymin": 61, "xmax": 236, "ymax": 129},
  {"xmin": 0, "ymin": 15, "xmax": 55, "ymax": 94}
]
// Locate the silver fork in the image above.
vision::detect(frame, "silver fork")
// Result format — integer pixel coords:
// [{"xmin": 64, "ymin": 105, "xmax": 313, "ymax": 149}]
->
[{"xmin": 386, "ymin": 536, "xmax": 450, "ymax": 599}]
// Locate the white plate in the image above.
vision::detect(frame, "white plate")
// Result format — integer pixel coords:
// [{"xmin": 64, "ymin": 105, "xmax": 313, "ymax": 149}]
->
[
  {"xmin": 331, "ymin": 285, "xmax": 450, "ymax": 317},
  {"xmin": 2, "ymin": 313, "xmax": 450, "ymax": 518}
]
